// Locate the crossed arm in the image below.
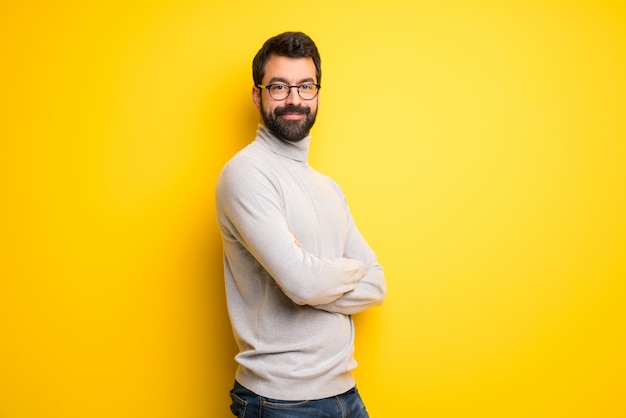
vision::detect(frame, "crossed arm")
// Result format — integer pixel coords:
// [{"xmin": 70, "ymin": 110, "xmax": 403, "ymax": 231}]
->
[
  {"xmin": 309, "ymin": 218, "xmax": 386, "ymax": 315},
  {"xmin": 217, "ymin": 162, "xmax": 386, "ymax": 315}
]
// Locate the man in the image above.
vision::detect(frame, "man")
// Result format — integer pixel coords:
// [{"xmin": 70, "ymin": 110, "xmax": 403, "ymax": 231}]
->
[{"xmin": 216, "ymin": 31, "xmax": 386, "ymax": 418}]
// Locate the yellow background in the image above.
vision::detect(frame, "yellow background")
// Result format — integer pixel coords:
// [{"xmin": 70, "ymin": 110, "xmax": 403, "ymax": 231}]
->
[{"xmin": 1, "ymin": 1, "xmax": 625, "ymax": 417}]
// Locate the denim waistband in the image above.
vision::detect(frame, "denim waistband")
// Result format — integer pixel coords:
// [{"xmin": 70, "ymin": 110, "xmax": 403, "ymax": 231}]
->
[{"xmin": 233, "ymin": 380, "xmax": 357, "ymax": 401}]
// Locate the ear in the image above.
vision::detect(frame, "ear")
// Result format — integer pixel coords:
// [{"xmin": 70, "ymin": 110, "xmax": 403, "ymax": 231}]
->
[{"xmin": 252, "ymin": 85, "xmax": 261, "ymax": 111}]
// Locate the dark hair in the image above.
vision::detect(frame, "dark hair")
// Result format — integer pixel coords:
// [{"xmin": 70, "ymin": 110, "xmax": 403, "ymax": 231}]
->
[{"xmin": 252, "ymin": 32, "xmax": 321, "ymax": 86}]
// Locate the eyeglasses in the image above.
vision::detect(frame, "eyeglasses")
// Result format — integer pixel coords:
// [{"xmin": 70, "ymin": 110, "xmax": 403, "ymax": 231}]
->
[{"xmin": 257, "ymin": 83, "xmax": 321, "ymax": 101}]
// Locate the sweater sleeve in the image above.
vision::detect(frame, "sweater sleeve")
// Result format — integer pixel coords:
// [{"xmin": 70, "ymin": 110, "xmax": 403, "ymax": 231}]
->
[
  {"xmin": 313, "ymin": 201, "xmax": 387, "ymax": 315},
  {"xmin": 216, "ymin": 158, "xmax": 365, "ymax": 306}
]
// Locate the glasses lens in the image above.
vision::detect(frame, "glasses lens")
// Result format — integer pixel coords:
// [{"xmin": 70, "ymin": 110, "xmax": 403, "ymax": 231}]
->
[
  {"xmin": 298, "ymin": 84, "xmax": 318, "ymax": 100},
  {"xmin": 269, "ymin": 85, "xmax": 289, "ymax": 100},
  {"xmin": 266, "ymin": 84, "xmax": 318, "ymax": 100}
]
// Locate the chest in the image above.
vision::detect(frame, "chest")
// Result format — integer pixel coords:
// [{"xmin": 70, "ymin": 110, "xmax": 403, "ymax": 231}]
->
[{"xmin": 277, "ymin": 166, "xmax": 348, "ymax": 256}]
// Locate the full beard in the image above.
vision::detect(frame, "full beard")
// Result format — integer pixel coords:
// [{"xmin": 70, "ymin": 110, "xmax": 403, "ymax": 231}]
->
[{"xmin": 261, "ymin": 102, "xmax": 317, "ymax": 143}]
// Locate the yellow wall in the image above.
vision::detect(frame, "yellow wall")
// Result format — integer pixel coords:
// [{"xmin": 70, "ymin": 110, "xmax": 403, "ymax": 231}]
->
[{"xmin": 1, "ymin": 1, "xmax": 625, "ymax": 417}]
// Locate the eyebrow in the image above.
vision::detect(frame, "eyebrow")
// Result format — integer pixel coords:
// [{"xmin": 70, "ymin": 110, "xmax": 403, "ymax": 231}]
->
[{"xmin": 268, "ymin": 77, "xmax": 316, "ymax": 85}]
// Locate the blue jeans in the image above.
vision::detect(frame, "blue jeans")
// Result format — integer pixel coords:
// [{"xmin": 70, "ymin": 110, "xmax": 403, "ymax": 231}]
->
[{"xmin": 229, "ymin": 381, "xmax": 370, "ymax": 418}]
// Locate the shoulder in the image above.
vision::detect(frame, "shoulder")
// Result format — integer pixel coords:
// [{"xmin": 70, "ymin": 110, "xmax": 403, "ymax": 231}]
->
[
  {"xmin": 217, "ymin": 144, "xmax": 280, "ymax": 196},
  {"xmin": 220, "ymin": 142, "xmax": 268, "ymax": 177},
  {"xmin": 312, "ymin": 167, "xmax": 345, "ymax": 193}
]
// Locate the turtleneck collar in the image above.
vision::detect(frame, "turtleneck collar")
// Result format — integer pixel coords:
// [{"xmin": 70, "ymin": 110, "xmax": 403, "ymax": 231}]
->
[{"xmin": 255, "ymin": 123, "xmax": 312, "ymax": 163}]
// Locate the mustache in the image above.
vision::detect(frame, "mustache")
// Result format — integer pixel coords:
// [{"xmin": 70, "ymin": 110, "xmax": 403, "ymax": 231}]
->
[{"xmin": 274, "ymin": 105, "xmax": 311, "ymax": 116}]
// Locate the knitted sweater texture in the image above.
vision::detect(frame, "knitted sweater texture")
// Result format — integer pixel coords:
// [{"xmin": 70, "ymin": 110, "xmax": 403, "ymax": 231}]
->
[{"xmin": 215, "ymin": 124, "xmax": 386, "ymax": 400}]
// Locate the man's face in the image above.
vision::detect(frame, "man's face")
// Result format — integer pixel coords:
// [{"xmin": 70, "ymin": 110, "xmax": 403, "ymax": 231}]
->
[{"xmin": 252, "ymin": 55, "xmax": 319, "ymax": 143}]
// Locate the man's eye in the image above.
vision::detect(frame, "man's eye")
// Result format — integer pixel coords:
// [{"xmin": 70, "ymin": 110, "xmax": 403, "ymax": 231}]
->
[
  {"xmin": 272, "ymin": 85, "xmax": 288, "ymax": 90},
  {"xmin": 300, "ymin": 84, "xmax": 313, "ymax": 90}
]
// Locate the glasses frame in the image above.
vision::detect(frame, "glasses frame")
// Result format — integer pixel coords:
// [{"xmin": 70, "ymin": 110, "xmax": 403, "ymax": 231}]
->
[{"xmin": 257, "ymin": 83, "xmax": 321, "ymax": 101}]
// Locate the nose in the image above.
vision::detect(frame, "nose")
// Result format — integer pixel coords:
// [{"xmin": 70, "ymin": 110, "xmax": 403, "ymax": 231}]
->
[{"xmin": 284, "ymin": 86, "xmax": 303, "ymax": 106}]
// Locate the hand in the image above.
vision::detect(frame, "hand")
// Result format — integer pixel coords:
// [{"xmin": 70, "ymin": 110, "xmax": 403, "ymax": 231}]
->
[{"xmin": 290, "ymin": 231, "xmax": 302, "ymax": 248}]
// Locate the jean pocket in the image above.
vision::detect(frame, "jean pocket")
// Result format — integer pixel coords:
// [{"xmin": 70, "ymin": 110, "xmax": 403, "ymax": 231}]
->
[
  {"xmin": 261, "ymin": 399, "xmax": 311, "ymax": 409},
  {"xmin": 229, "ymin": 392, "xmax": 248, "ymax": 417}
]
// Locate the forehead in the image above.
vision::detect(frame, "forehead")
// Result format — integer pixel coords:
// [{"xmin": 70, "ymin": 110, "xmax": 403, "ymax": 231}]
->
[{"xmin": 263, "ymin": 54, "xmax": 317, "ymax": 83}]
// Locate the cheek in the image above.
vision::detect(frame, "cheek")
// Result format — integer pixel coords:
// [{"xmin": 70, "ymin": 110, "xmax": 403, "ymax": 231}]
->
[
  {"xmin": 312, "ymin": 97, "xmax": 320, "ymax": 110},
  {"xmin": 259, "ymin": 95, "xmax": 274, "ymax": 114},
  {"xmin": 309, "ymin": 99, "xmax": 319, "ymax": 114},
  {"xmin": 264, "ymin": 103, "xmax": 276, "ymax": 116}
]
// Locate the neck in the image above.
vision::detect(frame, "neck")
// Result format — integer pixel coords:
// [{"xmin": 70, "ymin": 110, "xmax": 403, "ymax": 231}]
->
[{"xmin": 256, "ymin": 123, "xmax": 311, "ymax": 162}]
